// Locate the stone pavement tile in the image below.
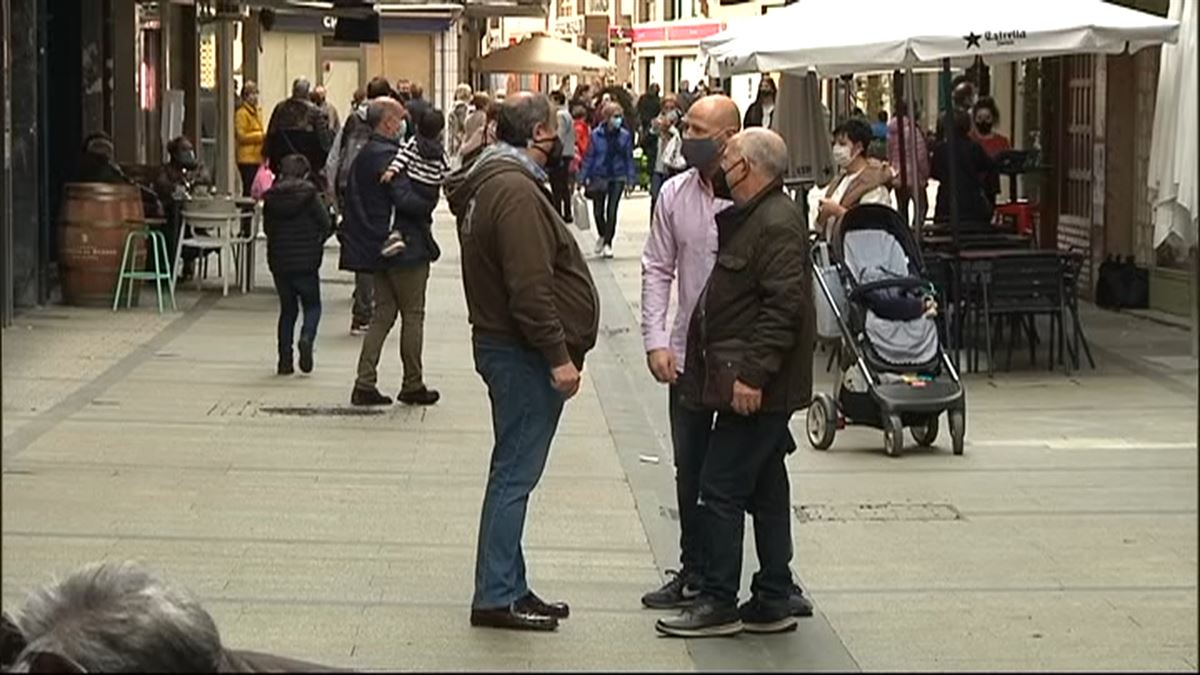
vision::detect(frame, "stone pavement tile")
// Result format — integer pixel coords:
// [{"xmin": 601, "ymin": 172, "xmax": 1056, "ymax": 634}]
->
[
  {"xmin": 791, "ymin": 463, "xmax": 1198, "ymax": 514},
  {"xmin": 795, "ymin": 514, "xmax": 1195, "ymax": 592},
  {"xmin": 220, "ymin": 557, "xmax": 388, "ymax": 605},
  {"xmin": 351, "ymin": 605, "xmax": 693, "ymax": 671},
  {"xmin": 2, "ymin": 300, "xmax": 193, "ymax": 426},
  {"xmin": 207, "ymin": 600, "xmax": 361, "ymax": 668},
  {"xmin": 367, "ymin": 545, "xmax": 661, "ymax": 612},
  {"xmin": 814, "ymin": 589, "xmax": 1198, "ymax": 672}
]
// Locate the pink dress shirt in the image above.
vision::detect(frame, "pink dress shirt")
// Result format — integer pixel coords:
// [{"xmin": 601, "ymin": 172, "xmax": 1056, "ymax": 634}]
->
[{"xmin": 640, "ymin": 169, "xmax": 733, "ymax": 373}]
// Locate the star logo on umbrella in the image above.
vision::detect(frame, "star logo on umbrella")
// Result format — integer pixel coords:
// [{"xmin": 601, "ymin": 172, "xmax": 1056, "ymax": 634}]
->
[{"xmin": 964, "ymin": 32, "xmax": 982, "ymax": 49}]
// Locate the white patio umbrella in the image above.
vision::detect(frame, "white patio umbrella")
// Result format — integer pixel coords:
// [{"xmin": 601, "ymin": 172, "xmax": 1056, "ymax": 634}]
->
[
  {"xmin": 702, "ymin": 0, "xmax": 1180, "ymax": 77},
  {"xmin": 476, "ymin": 34, "xmax": 614, "ymax": 75},
  {"xmin": 1146, "ymin": 0, "xmax": 1198, "ymax": 355}
]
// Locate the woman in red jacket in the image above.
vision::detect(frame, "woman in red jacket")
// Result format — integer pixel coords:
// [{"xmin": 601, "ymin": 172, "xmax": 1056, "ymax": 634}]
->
[{"xmin": 571, "ymin": 105, "xmax": 590, "ymax": 175}]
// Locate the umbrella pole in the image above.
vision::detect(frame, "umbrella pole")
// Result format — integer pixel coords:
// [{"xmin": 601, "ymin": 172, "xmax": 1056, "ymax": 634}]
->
[
  {"xmin": 896, "ymin": 70, "xmax": 910, "ymax": 228},
  {"xmin": 943, "ymin": 57, "xmax": 963, "ymax": 369},
  {"xmin": 904, "ymin": 67, "xmax": 919, "ymax": 233}
]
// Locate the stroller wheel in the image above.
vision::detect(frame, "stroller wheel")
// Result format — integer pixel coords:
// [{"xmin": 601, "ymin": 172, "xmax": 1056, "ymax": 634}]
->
[
  {"xmin": 949, "ymin": 409, "xmax": 966, "ymax": 456},
  {"xmin": 884, "ymin": 414, "xmax": 904, "ymax": 457},
  {"xmin": 807, "ymin": 393, "xmax": 837, "ymax": 451},
  {"xmin": 911, "ymin": 416, "xmax": 940, "ymax": 447}
]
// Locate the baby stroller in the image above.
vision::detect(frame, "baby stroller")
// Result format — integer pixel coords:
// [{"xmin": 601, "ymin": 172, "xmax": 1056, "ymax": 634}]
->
[{"xmin": 808, "ymin": 204, "xmax": 966, "ymax": 457}]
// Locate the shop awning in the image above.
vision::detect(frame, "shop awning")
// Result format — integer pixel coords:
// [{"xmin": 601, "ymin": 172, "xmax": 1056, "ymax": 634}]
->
[
  {"xmin": 702, "ymin": 0, "xmax": 1181, "ymax": 76},
  {"xmin": 477, "ymin": 34, "xmax": 613, "ymax": 73}
]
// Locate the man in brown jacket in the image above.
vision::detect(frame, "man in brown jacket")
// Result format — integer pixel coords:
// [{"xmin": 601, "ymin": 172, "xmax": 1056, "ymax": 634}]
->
[
  {"xmin": 447, "ymin": 92, "xmax": 599, "ymax": 633},
  {"xmin": 656, "ymin": 128, "xmax": 814, "ymax": 639}
]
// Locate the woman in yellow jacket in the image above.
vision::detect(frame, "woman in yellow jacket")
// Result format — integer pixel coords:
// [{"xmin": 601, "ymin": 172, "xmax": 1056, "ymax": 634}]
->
[{"xmin": 235, "ymin": 81, "xmax": 265, "ymax": 197}]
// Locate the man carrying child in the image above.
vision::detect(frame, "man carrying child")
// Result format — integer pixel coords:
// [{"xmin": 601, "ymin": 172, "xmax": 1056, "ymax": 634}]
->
[{"xmin": 341, "ymin": 97, "xmax": 442, "ymax": 407}]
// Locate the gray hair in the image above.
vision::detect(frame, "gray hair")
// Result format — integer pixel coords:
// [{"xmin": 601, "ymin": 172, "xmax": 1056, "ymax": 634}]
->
[
  {"xmin": 365, "ymin": 97, "xmax": 403, "ymax": 131},
  {"xmin": 7, "ymin": 561, "xmax": 223, "ymax": 673},
  {"xmin": 734, "ymin": 127, "xmax": 789, "ymax": 180},
  {"xmin": 291, "ymin": 77, "xmax": 312, "ymax": 99},
  {"xmin": 496, "ymin": 92, "xmax": 554, "ymax": 146}
]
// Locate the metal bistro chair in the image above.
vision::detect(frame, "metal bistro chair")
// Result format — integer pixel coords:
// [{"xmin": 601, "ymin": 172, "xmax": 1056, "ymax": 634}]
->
[
  {"xmin": 979, "ymin": 253, "xmax": 1071, "ymax": 377},
  {"xmin": 177, "ymin": 197, "xmax": 249, "ymax": 297},
  {"xmin": 1062, "ymin": 249, "xmax": 1097, "ymax": 370}
]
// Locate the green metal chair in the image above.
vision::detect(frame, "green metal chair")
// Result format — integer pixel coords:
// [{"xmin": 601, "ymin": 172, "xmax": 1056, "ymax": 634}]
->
[{"xmin": 113, "ymin": 222, "xmax": 177, "ymax": 313}]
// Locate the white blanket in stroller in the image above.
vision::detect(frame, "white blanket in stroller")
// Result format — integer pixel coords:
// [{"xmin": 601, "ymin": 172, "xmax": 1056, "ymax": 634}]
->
[{"xmin": 842, "ymin": 230, "xmax": 939, "ymax": 368}]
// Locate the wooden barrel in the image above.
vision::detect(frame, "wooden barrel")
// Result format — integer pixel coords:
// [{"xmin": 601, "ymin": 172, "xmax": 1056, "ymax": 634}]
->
[{"xmin": 58, "ymin": 183, "xmax": 146, "ymax": 307}]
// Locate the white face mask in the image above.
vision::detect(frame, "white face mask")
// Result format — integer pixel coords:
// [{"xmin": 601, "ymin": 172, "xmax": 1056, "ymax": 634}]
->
[{"xmin": 832, "ymin": 143, "xmax": 854, "ymax": 168}]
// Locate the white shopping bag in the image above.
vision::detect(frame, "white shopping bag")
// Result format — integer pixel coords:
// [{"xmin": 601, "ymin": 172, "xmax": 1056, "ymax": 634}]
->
[
  {"xmin": 812, "ymin": 241, "xmax": 847, "ymax": 341},
  {"xmin": 571, "ymin": 192, "xmax": 591, "ymax": 231}
]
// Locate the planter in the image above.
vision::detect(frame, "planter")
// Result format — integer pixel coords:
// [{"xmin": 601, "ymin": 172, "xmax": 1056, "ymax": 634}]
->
[{"xmin": 1149, "ymin": 266, "xmax": 1194, "ymax": 317}]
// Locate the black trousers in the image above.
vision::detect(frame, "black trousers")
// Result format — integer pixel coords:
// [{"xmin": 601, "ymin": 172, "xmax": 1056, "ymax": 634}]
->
[
  {"xmin": 548, "ymin": 159, "xmax": 572, "ymax": 222},
  {"xmin": 238, "ymin": 163, "xmax": 258, "ymax": 198},
  {"xmin": 698, "ymin": 411, "xmax": 795, "ymax": 608},
  {"xmin": 668, "ymin": 385, "xmax": 712, "ymax": 579}
]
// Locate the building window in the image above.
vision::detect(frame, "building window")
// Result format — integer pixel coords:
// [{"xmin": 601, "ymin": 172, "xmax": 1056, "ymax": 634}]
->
[
  {"xmin": 588, "ymin": 0, "xmax": 609, "ymax": 14},
  {"xmin": 664, "ymin": 0, "xmax": 683, "ymax": 21},
  {"xmin": 666, "ymin": 55, "xmax": 684, "ymax": 93},
  {"xmin": 558, "ymin": 0, "xmax": 575, "ymax": 17},
  {"xmin": 638, "ymin": 0, "xmax": 656, "ymax": 23}
]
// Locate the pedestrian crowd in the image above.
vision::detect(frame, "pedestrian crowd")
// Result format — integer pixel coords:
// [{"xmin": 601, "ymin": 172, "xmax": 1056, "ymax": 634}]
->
[{"xmin": 31, "ymin": 71, "xmax": 1007, "ymax": 668}]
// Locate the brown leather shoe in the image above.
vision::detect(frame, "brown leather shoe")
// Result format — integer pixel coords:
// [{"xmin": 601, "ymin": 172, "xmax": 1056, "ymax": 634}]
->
[
  {"xmin": 518, "ymin": 591, "xmax": 570, "ymax": 619},
  {"xmin": 469, "ymin": 604, "xmax": 558, "ymax": 632}
]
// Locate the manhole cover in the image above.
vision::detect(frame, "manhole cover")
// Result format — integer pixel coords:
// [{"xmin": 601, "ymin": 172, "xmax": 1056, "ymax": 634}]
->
[
  {"xmin": 794, "ymin": 502, "xmax": 962, "ymax": 523},
  {"xmin": 258, "ymin": 406, "xmax": 387, "ymax": 417}
]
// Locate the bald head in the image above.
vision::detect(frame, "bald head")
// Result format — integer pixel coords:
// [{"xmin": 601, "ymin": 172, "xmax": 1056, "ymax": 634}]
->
[
  {"xmin": 683, "ymin": 95, "xmax": 741, "ymax": 140},
  {"xmin": 311, "ymin": 84, "xmax": 328, "ymax": 106},
  {"xmin": 721, "ymin": 127, "xmax": 789, "ymax": 202}
]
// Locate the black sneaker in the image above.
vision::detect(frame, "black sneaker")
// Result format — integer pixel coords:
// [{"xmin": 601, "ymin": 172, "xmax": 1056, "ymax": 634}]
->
[
  {"xmin": 397, "ymin": 387, "xmax": 440, "ymax": 406},
  {"xmin": 277, "ymin": 356, "xmax": 294, "ymax": 376},
  {"xmin": 298, "ymin": 338, "xmax": 314, "ymax": 374},
  {"xmin": 350, "ymin": 322, "xmax": 369, "ymax": 336},
  {"xmin": 351, "ymin": 387, "xmax": 392, "ymax": 406},
  {"xmin": 789, "ymin": 583, "xmax": 814, "ymax": 617},
  {"xmin": 738, "ymin": 596, "xmax": 799, "ymax": 634},
  {"xmin": 655, "ymin": 599, "xmax": 743, "ymax": 638},
  {"xmin": 641, "ymin": 570, "xmax": 701, "ymax": 609}
]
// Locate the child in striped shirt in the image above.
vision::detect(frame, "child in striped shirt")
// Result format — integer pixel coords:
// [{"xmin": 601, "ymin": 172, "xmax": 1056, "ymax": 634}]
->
[{"xmin": 380, "ymin": 109, "xmax": 449, "ymax": 257}]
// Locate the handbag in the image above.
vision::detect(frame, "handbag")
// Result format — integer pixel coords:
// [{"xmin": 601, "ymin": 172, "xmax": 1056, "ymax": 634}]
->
[
  {"xmin": 584, "ymin": 176, "xmax": 609, "ymax": 199},
  {"xmin": 571, "ymin": 192, "xmax": 592, "ymax": 231},
  {"xmin": 250, "ymin": 163, "xmax": 274, "ymax": 201}
]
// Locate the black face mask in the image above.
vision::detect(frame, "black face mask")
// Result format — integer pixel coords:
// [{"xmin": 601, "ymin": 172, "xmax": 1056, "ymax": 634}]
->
[
  {"xmin": 976, "ymin": 121, "xmax": 994, "ymax": 134},
  {"xmin": 681, "ymin": 137, "xmax": 721, "ymax": 170},
  {"xmin": 529, "ymin": 134, "xmax": 561, "ymax": 166},
  {"xmin": 174, "ymin": 150, "xmax": 198, "ymax": 170},
  {"xmin": 711, "ymin": 158, "xmax": 746, "ymax": 201}
]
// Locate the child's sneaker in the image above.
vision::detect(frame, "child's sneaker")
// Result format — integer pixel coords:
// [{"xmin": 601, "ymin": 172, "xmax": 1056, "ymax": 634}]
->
[{"xmin": 381, "ymin": 231, "xmax": 407, "ymax": 257}]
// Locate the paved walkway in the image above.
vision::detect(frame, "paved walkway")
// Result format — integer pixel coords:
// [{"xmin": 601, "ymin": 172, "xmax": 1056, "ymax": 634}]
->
[{"xmin": 2, "ymin": 194, "xmax": 1196, "ymax": 671}]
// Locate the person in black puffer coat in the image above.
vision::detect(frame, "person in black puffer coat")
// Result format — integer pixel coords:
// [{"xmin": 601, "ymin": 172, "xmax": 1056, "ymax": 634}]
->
[{"xmin": 263, "ymin": 154, "xmax": 332, "ymax": 376}]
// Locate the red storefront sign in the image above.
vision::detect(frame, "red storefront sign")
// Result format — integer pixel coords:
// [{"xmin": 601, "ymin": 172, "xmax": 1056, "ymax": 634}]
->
[{"xmin": 609, "ymin": 21, "xmax": 724, "ymax": 45}]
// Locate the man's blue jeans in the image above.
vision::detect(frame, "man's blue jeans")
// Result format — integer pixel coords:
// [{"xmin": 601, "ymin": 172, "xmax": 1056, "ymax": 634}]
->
[{"xmin": 471, "ymin": 338, "xmax": 565, "ymax": 609}]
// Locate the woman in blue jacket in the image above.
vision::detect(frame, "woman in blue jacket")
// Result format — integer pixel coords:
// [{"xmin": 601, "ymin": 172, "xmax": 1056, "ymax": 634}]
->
[{"xmin": 579, "ymin": 103, "xmax": 636, "ymax": 259}]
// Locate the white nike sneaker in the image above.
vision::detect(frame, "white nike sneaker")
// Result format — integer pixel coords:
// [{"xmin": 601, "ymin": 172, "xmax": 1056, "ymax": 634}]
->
[{"xmin": 602, "ymin": 244, "xmax": 614, "ymax": 259}]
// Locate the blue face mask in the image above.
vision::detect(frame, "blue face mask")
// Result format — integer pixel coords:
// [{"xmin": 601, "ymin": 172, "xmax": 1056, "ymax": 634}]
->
[{"xmin": 610, "ymin": 116, "xmax": 623, "ymax": 129}]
